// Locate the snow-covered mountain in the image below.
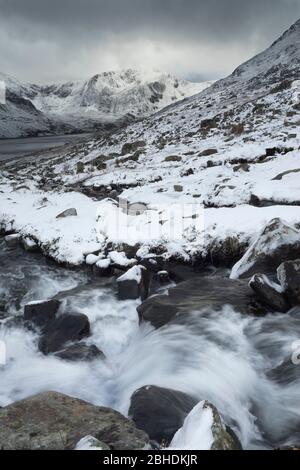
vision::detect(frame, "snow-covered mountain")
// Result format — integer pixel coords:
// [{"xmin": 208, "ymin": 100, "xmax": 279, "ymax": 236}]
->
[
  {"xmin": 0, "ymin": 69, "xmax": 212, "ymax": 138},
  {"xmin": 0, "ymin": 72, "xmax": 54, "ymax": 138}
]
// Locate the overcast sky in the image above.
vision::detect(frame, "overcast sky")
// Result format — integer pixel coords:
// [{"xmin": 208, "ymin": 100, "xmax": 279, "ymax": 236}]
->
[{"xmin": 0, "ymin": 0, "xmax": 299, "ymax": 84}]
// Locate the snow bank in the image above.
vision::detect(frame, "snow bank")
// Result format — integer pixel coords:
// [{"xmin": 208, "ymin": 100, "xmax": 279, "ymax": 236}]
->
[{"xmin": 1, "ymin": 179, "xmax": 300, "ymax": 267}]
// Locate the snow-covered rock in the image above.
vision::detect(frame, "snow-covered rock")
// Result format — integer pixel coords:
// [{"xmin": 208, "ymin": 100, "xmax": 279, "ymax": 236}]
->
[
  {"xmin": 24, "ymin": 299, "xmax": 61, "ymax": 328},
  {"xmin": 85, "ymin": 254, "xmax": 101, "ymax": 266},
  {"xmin": 230, "ymin": 219, "xmax": 300, "ymax": 279},
  {"xmin": 117, "ymin": 265, "xmax": 149, "ymax": 300},
  {"xmin": 4, "ymin": 233, "xmax": 20, "ymax": 247},
  {"xmin": 22, "ymin": 237, "xmax": 39, "ymax": 253},
  {"xmin": 169, "ymin": 401, "xmax": 241, "ymax": 450}
]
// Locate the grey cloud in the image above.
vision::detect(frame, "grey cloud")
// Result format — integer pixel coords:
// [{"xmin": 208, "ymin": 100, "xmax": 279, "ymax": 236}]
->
[{"xmin": 0, "ymin": 0, "xmax": 299, "ymax": 83}]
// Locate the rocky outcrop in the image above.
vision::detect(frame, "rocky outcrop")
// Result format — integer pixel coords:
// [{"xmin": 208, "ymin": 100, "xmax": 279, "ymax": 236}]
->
[
  {"xmin": 249, "ymin": 274, "xmax": 290, "ymax": 313},
  {"xmin": 231, "ymin": 219, "xmax": 300, "ymax": 279},
  {"xmin": 38, "ymin": 313, "xmax": 90, "ymax": 355},
  {"xmin": 0, "ymin": 392, "xmax": 149, "ymax": 450},
  {"xmin": 129, "ymin": 385, "xmax": 198, "ymax": 446},
  {"xmin": 138, "ymin": 276, "xmax": 266, "ymax": 329},
  {"xmin": 24, "ymin": 299, "xmax": 61, "ymax": 328},
  {"xmin": 277, "ymin": 259, "xmax": 300, "ymax": 305}
]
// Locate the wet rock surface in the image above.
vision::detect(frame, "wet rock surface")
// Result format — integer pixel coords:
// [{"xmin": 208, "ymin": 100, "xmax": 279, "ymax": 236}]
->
[
  {"xmin": 54, "ymin": 343, "xmax": 104, "ymax": 362},
  {"xmin": 129, "ymin": 385, "xmax": 198, "ymax": 445},
  {"xmin": 0, "ymin": 392, "xmax": 149, "ymax": 450},
  {"xmin": 277, "ymin": 259, "xmax": 300, "ymax": 306},
  {"xmin": 249, "ymin": 274, "xmax": 290, "ymax": 313},
  {"xmin": 38, "ymin": 313, "xmax": 91, "ymax": 355},
  {"xmin": 24, "ymin": 299, "xmax": 61, "ymax": 328},
  {"xmin": 206, "ymin": 402, "xmax": 242, "ymax": 450},
  {"xmin": 138, "ymin": 276, "xmax": 267, "ymax": 329},
  {"xmin": 117, "ymin": 265, "xmax": 150, "ymax": 300}
]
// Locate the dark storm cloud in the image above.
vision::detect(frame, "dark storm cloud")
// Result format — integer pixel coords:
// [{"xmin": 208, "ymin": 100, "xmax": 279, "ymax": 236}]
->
[{"xmin": 0, "ymin": 0, "xmax": 299, "ymax": 82}]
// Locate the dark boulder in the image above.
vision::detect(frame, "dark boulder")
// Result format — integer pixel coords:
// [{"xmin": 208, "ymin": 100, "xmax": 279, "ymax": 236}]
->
[
  {"xmin": 249, "ymin": 274, "xmax": 290, "ymax": 313},
  {"xmin": 128, "ymin": 385, "xmax": 198, "ymax": 445},
  {"xmin": 200, "ymin": 118, "xmax": 217, "ymax": 130},
  {"xmin": 138, "ymin": 276, "xmax": 266, "ymax": 329},
  {"xmin": 55, "ymin": 343, "xmax": 104, "ymax": 362},
  {"xmin": 117, "ymin": 266, "xmax": 150, "ymax": 300},
  {"xmin": 24, "ymin": 299, "xmax": 61, "ymax": 328},
  {"xmin": 0, "ymin": 392, "xmax": 149, "ymax": 450},
  {"xmin": 39, "ymin": 313, "xmax": 90, "ymax": 355},
  {"xmin": 199, "ymin": 148, "xmax": 218, "ymax": 157},
  {"xmin": 277, "ymin": 259, "xmax": 300, "ymax": 305},
  {"xmin": 121, "ymin": 141, "xmax": 146, "ymax": 156}
]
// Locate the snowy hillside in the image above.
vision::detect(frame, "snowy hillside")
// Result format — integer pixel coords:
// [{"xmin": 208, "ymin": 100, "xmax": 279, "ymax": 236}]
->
[
  {"xmin": 0, "ymin": 19, "xmax": 299, "ymax": 266},
  {"xmin": 0, "ymin": 69, "xmax": 212, "ymax": 138}
]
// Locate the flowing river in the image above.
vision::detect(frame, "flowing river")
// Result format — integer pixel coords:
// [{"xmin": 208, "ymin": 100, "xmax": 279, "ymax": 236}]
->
[{"xmin": 0, "ymin": 238, "xmax": 300, "ymax": 450}]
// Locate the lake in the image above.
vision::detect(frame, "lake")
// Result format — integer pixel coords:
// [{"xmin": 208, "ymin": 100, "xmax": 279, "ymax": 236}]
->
[{"xmin": 0, "ymin": 133, "xmax": 92, "ymax": 162}]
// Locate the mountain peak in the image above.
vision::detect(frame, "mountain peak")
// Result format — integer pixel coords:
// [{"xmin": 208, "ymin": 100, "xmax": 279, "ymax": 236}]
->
[{"xmin": 0, "ymin": 68, "xmax": 212, "ymax": 138}]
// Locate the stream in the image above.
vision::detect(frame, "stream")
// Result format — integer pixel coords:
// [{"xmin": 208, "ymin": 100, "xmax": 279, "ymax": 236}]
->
[{"xmin": 0, "ymin": 237, "xmax": 300, "ymax": 450}]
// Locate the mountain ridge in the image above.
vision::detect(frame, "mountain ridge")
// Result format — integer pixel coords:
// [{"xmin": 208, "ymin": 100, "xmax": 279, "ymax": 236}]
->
[{"xmin": 0, "ymin": 69, "xmax": 212, "ymax": 138}]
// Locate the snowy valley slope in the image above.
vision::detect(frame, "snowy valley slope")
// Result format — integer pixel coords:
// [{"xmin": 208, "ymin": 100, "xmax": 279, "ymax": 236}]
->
[
  {"xmin": 0, "ymin": 19, "xmax": 299, "ymax": 265},
  {"xmin": 0, "ymin": 70, "xmax": 211, "ymax": 138}
]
